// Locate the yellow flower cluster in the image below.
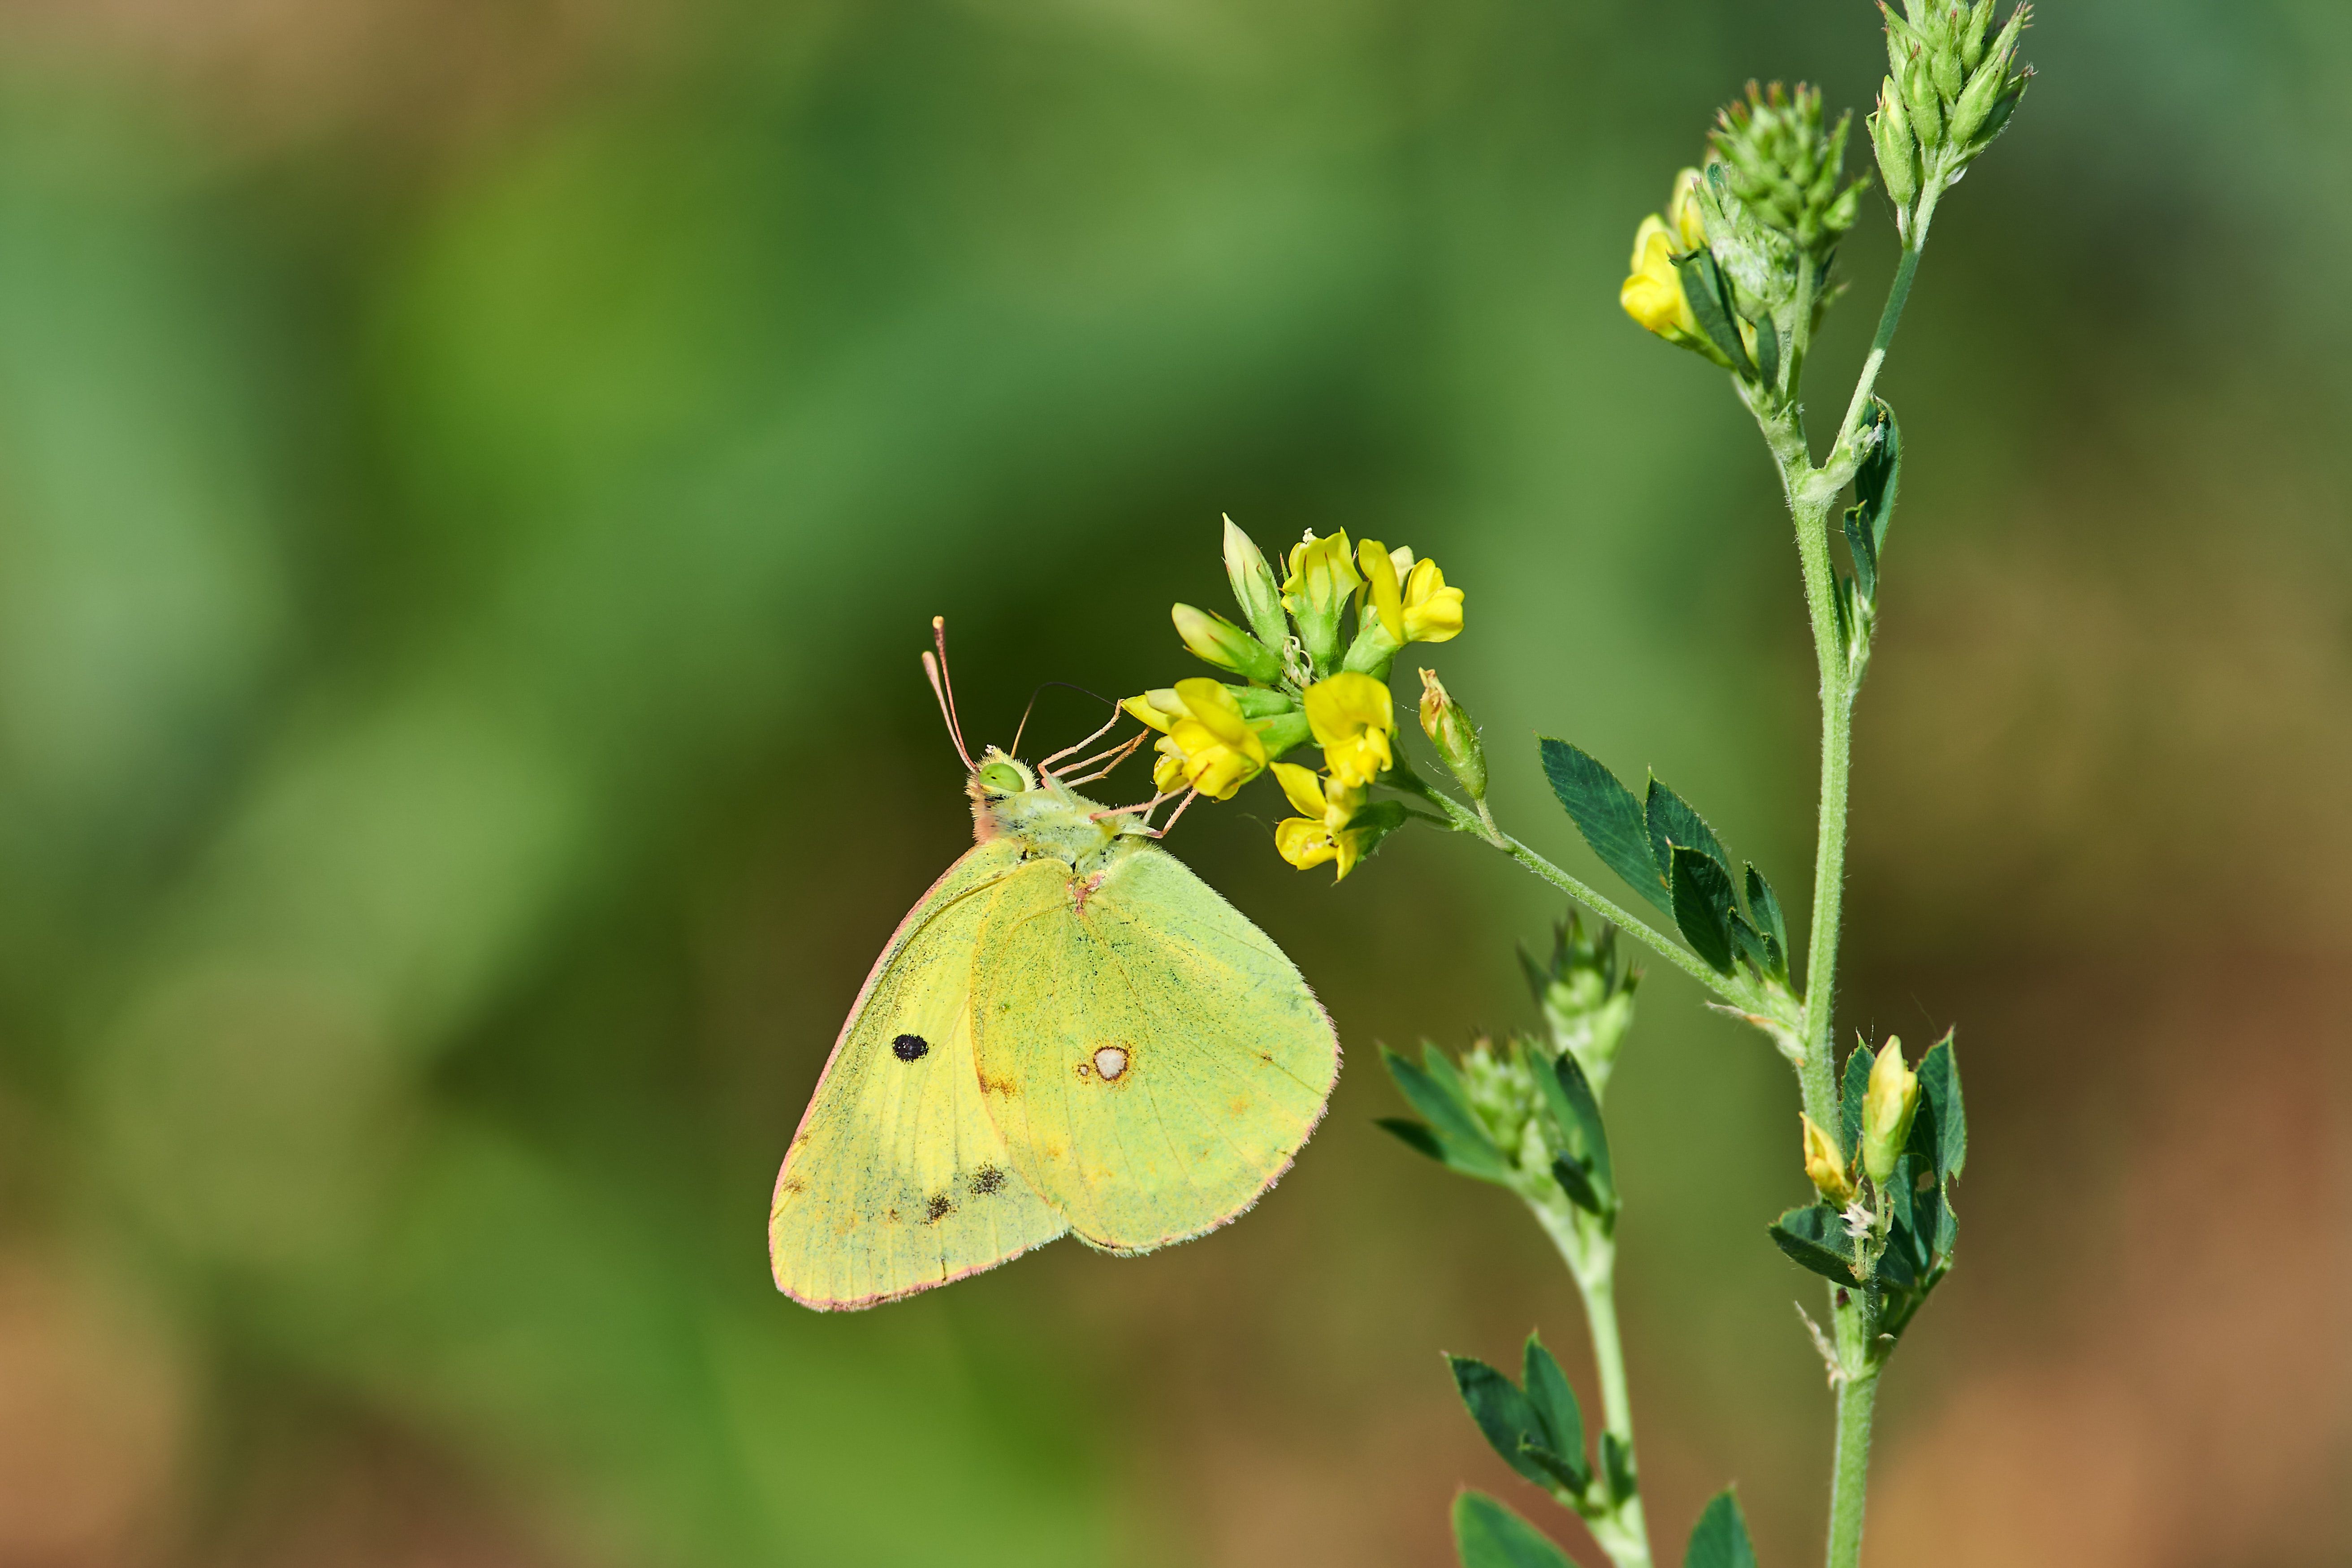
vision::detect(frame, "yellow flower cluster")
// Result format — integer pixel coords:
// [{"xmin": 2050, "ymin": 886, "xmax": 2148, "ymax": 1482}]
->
[{"xmin": 1122, "ymin": 518, "xmax": 1474, "ymax": 881}]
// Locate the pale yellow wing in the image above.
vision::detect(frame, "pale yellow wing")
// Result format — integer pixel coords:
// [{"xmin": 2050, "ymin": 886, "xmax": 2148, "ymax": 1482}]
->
[
  {"xmin": 770, "ymin": 838, "xmax": 1069, "ymax": 1309},
  {"xmin": 969, "ymin": 847, "xmax": 1340, "ymax": 1253}
]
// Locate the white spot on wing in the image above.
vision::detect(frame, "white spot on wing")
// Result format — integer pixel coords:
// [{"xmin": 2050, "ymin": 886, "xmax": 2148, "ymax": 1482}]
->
[{"xmin": 1092, "ymin": 1045, "xmax": 1130, "ymax": 1081}]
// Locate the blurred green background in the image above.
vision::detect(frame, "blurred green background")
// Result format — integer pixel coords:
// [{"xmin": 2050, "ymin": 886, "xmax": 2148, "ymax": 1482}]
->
[{"xmin": 0, "ymin": 0, "xmax": 2344, "ymax": 1564}]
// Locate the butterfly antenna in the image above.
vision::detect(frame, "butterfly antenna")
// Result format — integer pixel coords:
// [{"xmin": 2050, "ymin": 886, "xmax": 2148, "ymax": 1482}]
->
[
  {"xmin": 1009, "ymin": 690, "xmax": 1041, "ymax": 759},
  {"xmin": 922, "ymin": 616, "xmax": 977, "ymax": 772}
]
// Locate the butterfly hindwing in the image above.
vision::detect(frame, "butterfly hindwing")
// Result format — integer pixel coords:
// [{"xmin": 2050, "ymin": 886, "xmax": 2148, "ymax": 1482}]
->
[
  {"xmin": 969, "ymin": 848, "xmax": 1339, "ymax": 1253},
  {"xmin": 770, "ymin": 839, "xmax": 1069, "ymax": 1309}
]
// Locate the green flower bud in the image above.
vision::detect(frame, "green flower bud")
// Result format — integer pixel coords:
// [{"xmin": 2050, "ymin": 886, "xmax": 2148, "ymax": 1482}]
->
[
  {"xmin": 1416, "ymin": 668, "xmax": 1487, "ymax": 802},
  {"xmin": 1172, "ymin": 603, "xmax": 1283, "ymax": 684},
  {"xmin": 1519, "ymin": 913, "xmax": 1639, "ymax": 1094},
  {"xmin": 1931, "ymin": 45, "xmax": 1965, "ymax": 105},
  {"xmin": 1904, "ymin": 55, "xmax": 1944, "ymax": 147},
  {"xmin": 1861, "ymin": 1036, "xmax": 1922, "ymax": 1186},
  {"xmin": 1221, "ymin": 515, "xmax": 1290, "ymax": 655},
  {"xmin": 1871, "ymin": 86, "xmax": 1918, "ymax": 210},
  {"xmin": 1961, "ymin": 0, "xmax": 1996, "ymax": 69}
]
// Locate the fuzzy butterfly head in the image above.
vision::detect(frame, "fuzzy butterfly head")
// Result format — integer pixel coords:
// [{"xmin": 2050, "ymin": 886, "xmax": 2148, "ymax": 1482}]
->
[{"xmin": 968, "ymin": 744, "xmax": 1157, "ymax": 867}]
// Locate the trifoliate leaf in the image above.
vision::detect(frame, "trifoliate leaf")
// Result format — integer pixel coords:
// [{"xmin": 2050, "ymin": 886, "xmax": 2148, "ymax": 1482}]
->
[{"xmin": 1540, "ymin": 739, "xmax": 1669, "ymax": 913}]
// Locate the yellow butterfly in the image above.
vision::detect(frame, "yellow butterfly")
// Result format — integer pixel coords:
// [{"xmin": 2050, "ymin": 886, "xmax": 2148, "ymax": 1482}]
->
[{"xmin": 770, "ymin": 622, "xmax": 1341, "ymax": 1310}]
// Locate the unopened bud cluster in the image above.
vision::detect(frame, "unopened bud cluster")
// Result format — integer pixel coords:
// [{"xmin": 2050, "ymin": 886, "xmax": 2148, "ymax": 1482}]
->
[
  {"xmin": 1872, "ymin": 1, "xmax": 2032, "ymax": 234},
  {"xmin": 1460, "ymin": 1038, "xmax": 1553, "ymax": 1186},
  {"xmin": 1521, "ymin": 914, "xmax": 1639, "ymax": 1095},
  {"xmin": 1708, "ymin": 82, "xmax": 1864, "ymax": 263}
]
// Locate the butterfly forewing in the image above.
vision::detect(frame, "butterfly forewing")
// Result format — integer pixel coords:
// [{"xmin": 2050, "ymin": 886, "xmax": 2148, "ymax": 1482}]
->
[
  {"xmin": 770, "ymin": 839, "xmax": 1069, "ymax": 1309},
  {"xmin": 969, "ymin": 848, "xmax": 1340, "ymax": 1253}
]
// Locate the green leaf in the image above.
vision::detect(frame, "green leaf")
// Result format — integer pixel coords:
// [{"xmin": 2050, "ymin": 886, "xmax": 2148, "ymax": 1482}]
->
[
  {"xmin": 1448, "ymin": 1356, "xmax": 1553, "ymax": 1490},
  {"xmin": 1726, "ymin": 913, "xmax": 1774, "ymax": 980},
  {"xmin": 1674, "ymin": 251, "xmax": 1756, "ymax": 377},
  {"xmin": 1452, "ymin": 1492, "xmax": 1576, "ymax": 1568},
  {"xmin": 1768, "ymin": 1202, "xmax": 1861, "ymax": 1285},
  {"xmin": 1643, "ymin": 778, "xmax": 1731, "ymax": 881},
  {"xmin": 1551, "ymin": 1156, "xmax": 1604, "ymax": 1216},
  {"xmin": 1915, "ymin": 1030, "xmax": 1966, "ymax": 1180},
  {"xmin": 1839, "ymin": 1043, "xmax": 1875, "ymax": 1164},
  {"xmin": 1518, "ymin": 1440, "xmax": 1589, "ymax": 1495},
  {"xmin": 1751, "ymin": 307, "xmax": 1780, "ymax": 388},
  {"xmin": 1516, "ymin": 942, "xmax": 1551, "ymax": 1009},
  {"xmin": 1522, "ymin": 1336, "xmax": 1587, "ymax": 1493},
  {"xmin": 1535, "ymin": 1050, "xmax": 1614, "ymax": 1205},
  {"xmin": 1885, "ymin": 1149, "xmax": 1918, "ymax": 1244},
  {"xmin": 1894, "ymin": 1152, "xmax": 1941, "ymax": 1271},
  {"xmin": 1683, "ymin": 1490, "xmax": 1758, "ymax": 1568},
  {"xmin": 1382, "ymin": 1049, "xmax": 1513, "ymax": 1183},
  {"xmin": 1743, "ymin": 864, "xmax": 1788, "ymax": 975},
  {"xmin": 1346, "ymin": 799, "xmax": 1412, "ymax": 864},
  {"xmin": 1670, "ymin": 847, "xmax": 1738, "ymax": 974},
  {"xmin": 1843, "ymin": 400, "xmax": 1901, "ymax": 602},
  {"xmin": 1540, "ymin": 739, "xmax": 1669, "ymax": 913},
  {"xmin": 1374, "ymin": 1117, "xmax": 1448, "ymax": 1165},
  {"xmin": 1600, "ymin": 1431, "xmax": 1638, "ymax": 1506}
]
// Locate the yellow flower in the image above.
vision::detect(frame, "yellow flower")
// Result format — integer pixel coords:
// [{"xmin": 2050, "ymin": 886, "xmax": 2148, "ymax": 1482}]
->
[
  {"xmin": 1122, "ymin": 678, "xmax": 1266, "ymax": 800},
  {"xmin": 1282, "ymin": 530, "xmax": 1363, "ymax": 618},
  {"xmin": 1281, "ymin": 529, "xmax": 1363, "ymax": 667},
  {"xmin": 1861, "ymin": 1037, "xmax": 1921, "ymax": 1187},
  {"xmin": 1801, "ymin": 1114, "xmax": 1856, "ymax": 1206},
  {"xmin": 1621, "ymin": 215, "xmax": 1698, "ymax": 340},
  {"xmin": 1666, "ymin": 164, "xmax": 1708, "ymax": 251},
  {"xmin": 1358, "ymin": 538, "xmax": 1409, "ymax": 644},
  {"xmin": 1271, "ymin": 762, "xmax": 1372, "ymax": 880},
  {"xmin": 1350, "ymin": 540, "xmax": 1463, "ymax": 671},
  {"xmin": 1400, "ymin": 557, "xmax": 1463, "ymax": 643},
  {"xmin": 1303, "ymin": 671, "xmax": 1393, "ymax": 788}
]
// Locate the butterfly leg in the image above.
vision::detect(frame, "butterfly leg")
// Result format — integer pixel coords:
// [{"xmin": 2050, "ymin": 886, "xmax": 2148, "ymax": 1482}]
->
[
  {"xmin": 1038, "ymin": 709, "xmax": 1127, "ymax": 779},
  {"xmin": 1125, "ymin": 787, "xmax": 1201, "ymax": 839},
  {"xmin": 1056, "ymin": 732, "xmax": 1145, "ymax": 787},
  {"xmin": 1090, "ymin": 790, "xmax": 1176, "ymax": 826}
]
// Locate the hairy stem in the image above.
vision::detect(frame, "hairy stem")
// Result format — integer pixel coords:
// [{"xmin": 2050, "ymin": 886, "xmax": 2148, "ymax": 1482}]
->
[
  {"xmin": 1829, "ymin": 178, "xmax": 1946, "ymax": 477},
  {"xmin": 1532, "ymin": 1204, "xmax": 1652, "ymax": 1568},
  {"xmin": 1825, "ymin": 1348, "xmax": 1882, "ymax": 1568}
]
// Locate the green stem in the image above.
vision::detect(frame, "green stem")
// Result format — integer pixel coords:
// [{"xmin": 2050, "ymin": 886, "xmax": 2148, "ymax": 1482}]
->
[
  {"xmin": 1827, "ymin": 178, "xmax": 1945, "ymax": 482},
  {"xmin": 1497, "ymin": 832, "xmax": 1751, "ymax": 1011},
  {"xmin": 1392, "ymin": 764, "xmax": 1763, "ymax": 1011},
  {"xmin": 1824, "ymin": 1357, "xmax": 1881, "ymax": 1568},
  {"xmin": 1531, "ymin": 1204, "xmax": 1652, "ymax": 1568},
  {"xmin": 1576, "ymin": 1253, "xmax": 1636, "ymax": 1457}
]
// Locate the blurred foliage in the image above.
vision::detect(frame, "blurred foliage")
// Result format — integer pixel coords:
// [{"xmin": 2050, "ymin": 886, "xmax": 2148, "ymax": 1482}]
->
[{"xmin": 0, "ymin": 0, "xmax": 2345, "ymax": 1564}]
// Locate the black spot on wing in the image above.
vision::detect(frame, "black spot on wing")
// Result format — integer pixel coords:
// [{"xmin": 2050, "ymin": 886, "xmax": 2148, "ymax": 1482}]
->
[
  {"xmin": 970, "ymin": 1165, "xmax": 1007, "ymax": 1196},
  {"xmin": 892, "ymin": 1033, "xmax": 929, "ymax": 1062}
]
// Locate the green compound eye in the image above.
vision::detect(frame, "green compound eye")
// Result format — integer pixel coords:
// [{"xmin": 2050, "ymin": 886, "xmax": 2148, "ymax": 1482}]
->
[{"xmin": 977, "ymin": 760, "xmax": 1027, "ymax": 794}]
